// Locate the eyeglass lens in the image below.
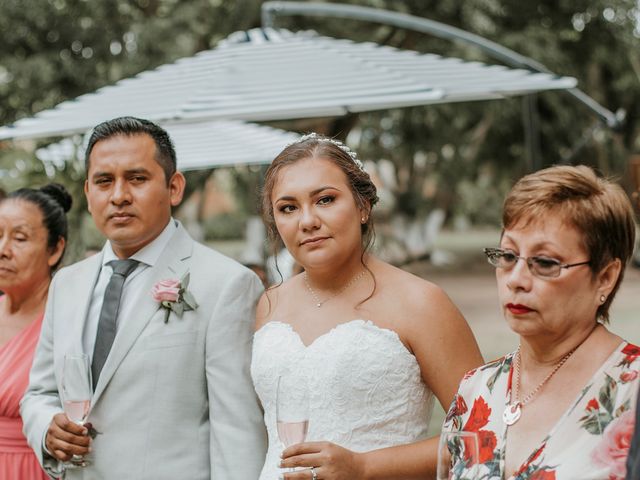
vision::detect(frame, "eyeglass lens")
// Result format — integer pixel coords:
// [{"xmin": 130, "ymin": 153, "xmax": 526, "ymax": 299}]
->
[{"xmin": 485, "ymin": 249, "xmax": 562, "ymax": 278}]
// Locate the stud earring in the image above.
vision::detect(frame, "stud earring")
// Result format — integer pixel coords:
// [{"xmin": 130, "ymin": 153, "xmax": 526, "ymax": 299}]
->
[
  {"xmin": 361, "ymin": 217, "xmax": 367, "ymax": 223},
  {"xmin": 599, "ymin": 294, "xmax": 607, "ymax": 304}
]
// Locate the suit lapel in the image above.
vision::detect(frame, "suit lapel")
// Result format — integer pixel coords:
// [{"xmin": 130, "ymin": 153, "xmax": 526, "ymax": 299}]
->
[
  {"xmin": 92, "ymin": 226, "xmax": 193, "ymax": 402},
  {"xmin": 66, "ymin": 254, "xmax": 103, "ymax": 355}
]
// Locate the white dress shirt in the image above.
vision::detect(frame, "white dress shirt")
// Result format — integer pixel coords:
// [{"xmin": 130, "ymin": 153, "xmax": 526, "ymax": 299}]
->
[{"xmin": 82, "ymin": 219, "xmax": 177, "ymax": 356}]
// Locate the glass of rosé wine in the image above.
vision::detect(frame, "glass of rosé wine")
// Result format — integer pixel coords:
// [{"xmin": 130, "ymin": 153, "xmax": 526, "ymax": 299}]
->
[
  {"xmin": 62, "ymin": 353, "xmax": 92, "ymax": 468},
  {"xmin": 276, "ymin": 375, "xmax": 309, "ymax": 473}
]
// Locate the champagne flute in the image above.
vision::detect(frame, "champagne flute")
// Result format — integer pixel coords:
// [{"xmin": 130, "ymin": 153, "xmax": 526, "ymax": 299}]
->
[
  {"xmin": 62, "ymin": 353, "xmax": 92, "ymax": 468},
  {"xmin": 276, "ymin": 375, "xmax": 309, "ymax": 473},
  {"xmin": 436, "ymin": 431, "xmax": 480, "ymax": 480}
]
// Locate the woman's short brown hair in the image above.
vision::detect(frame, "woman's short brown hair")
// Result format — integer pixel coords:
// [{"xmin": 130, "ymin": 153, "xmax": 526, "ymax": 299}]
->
[{"xmin": 503, "ymin": 165, "xmax": 636, "ymax": 322}]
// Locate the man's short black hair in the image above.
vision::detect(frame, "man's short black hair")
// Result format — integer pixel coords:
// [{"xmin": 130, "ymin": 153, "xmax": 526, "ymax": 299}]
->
[{"xmin": 85, "ymin": 117, "xmax": 177, "ymax": 183}]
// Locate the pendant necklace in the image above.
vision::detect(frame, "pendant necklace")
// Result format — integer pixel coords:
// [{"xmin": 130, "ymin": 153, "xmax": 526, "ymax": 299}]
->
[
  {"xmin": 303, "ymin": 270, "xmax": 367, "ymax": 308},
  {"xmin": 503, "ymin": 344, "xmax": 578, "ymax": 426}
]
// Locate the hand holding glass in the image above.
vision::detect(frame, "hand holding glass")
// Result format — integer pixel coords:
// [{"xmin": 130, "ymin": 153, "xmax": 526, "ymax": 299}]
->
[
  {"xmin": 437, "ymin": 431, "xmax": 479, "ymax": 480},
  {"xmin": 276, "ymin": 375, "xmax": 309, "ymax": 473},
  {"xmin": 62, "ymin": 353, "xmax": 92, "ymax": 467}
]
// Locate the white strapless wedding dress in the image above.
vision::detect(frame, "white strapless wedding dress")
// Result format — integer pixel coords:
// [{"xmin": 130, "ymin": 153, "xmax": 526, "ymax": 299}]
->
[{"xmin": 251, "ymin": 320, "xmax": 434, "ymax": 480}]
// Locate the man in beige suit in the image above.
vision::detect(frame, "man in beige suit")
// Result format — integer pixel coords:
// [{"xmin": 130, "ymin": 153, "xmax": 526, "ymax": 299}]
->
[{"xmin": 21, "ymin": 117, "xmax": 266, "ymax": 479}]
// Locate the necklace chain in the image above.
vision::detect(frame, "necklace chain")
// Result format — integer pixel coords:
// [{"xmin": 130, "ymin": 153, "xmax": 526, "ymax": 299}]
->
[
  {"xmin": 503, "ymin": 326, "xmax": 598, "ymax": 426},
  {"xmin": 303, "ymin": 270, "xmax": 367, "ymax": 308},
  {"xmin": 503, "ymin": 344, "xmax": 578, "ymax": 426},
  {"xmin": 513, "ymin": 345, "xmax": 577, "ymax": 407}
]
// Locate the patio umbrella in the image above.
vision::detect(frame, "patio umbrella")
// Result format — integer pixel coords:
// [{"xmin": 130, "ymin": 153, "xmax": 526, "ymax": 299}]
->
[
  {"xmin": 0, "ymin": 28, "xmax": 576, "ymax": 141},
  {"xmin": 35, "ymin": 120, "xmax": 300, "ymax": 171}
]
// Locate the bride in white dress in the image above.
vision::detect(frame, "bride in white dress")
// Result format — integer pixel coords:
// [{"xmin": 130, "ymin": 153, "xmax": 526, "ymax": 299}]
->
[{"xmin": 251, "ymin": 134, "xmax": 483, "ymax": 480}]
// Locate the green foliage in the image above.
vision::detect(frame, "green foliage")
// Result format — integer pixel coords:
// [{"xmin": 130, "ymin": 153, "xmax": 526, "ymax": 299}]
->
[
  {"xmin": 0, "ymin": 0, "xmax": 263, "ymax": 125},
  {"xmin": 1, "ymin": 0, "xmax": 639, "ymax": 232},
  {"xmin": 0, "ymin": 0, "xmax": 264, "ymax": 256}
]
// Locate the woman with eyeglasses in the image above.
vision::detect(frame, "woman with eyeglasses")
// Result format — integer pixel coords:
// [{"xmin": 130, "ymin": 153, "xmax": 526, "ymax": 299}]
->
[{"xmin": 442, "ymin": 165, "xmax": 638, "ymax": 480}]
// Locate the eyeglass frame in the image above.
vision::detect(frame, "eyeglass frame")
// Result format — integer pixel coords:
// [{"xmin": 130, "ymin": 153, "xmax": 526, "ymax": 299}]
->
[{"xmin": 483, "ymin": 247, "xmax": 591, "ymax": 279}]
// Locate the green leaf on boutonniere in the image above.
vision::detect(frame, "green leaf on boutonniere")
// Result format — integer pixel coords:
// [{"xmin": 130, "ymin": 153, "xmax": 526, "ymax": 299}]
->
[
  {"xmin": 182, "ymin": 290, "xmax": 198, "ymax": 310},
  {"xmin": 156, "ymin": 272, "xmax": 198, "ymax": 323},
  {"xmin": 172, "ymin": 300, "xmax": 185, "ymax": 317}
]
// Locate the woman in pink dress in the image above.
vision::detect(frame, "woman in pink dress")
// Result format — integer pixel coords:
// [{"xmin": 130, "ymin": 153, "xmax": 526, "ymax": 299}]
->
[{"xmin": 0, "ymin": 183, "xmax": 71, "ymax": 480}]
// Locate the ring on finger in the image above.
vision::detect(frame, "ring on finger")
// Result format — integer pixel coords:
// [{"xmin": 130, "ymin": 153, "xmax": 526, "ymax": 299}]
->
[{"xmin": 310, "ymin": 466, "xmax": 318, "ymax": 480}]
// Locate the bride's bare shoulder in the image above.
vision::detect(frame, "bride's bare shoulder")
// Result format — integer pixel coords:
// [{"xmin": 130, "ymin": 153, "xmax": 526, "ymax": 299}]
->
[
  {"xmin": 371, "ymin": 259, "xmax": 459, "ymax": 319},
  {"xmin": 374, "ymin": 259, "xmax": 444, "ymax": 296}
]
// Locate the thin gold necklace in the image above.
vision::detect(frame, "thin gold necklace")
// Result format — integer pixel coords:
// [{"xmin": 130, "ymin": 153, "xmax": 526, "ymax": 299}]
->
[
  {"xmin": 303, "ymin": 270, "xmax": 367, "ymax": 308},
  {"xmin": 503, "ymin": 345, "xmax": 577, "ymax": 426}
]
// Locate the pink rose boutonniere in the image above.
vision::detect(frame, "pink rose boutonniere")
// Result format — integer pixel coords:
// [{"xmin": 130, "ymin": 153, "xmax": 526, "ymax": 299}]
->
[{"xmin": 152, "ymin": 273, "xmax": 198, "ymax": 323}]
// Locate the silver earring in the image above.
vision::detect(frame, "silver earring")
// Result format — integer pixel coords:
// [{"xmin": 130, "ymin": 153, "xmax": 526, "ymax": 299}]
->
[
  {"xmin": 599, "ymin": 294, "xmax": 606, "ymax": 304},
  {"xmin": 361, "ymin": 217, "xmax": 367, "ymax": 223}
]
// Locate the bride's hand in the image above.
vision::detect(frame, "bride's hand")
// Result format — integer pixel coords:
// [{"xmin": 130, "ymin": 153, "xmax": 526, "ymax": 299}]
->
[{"xmin": 280, "ymin": 441, "xmax": 366, "ymax": 480}]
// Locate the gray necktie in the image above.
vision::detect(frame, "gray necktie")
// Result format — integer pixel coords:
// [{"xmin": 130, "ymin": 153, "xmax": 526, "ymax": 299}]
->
[{"xmin": 91, "ymin": 259, "xmax": 138, "ymax": 389}]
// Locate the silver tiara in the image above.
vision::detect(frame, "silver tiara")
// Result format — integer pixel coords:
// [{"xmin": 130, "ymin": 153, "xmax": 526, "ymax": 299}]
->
[{"xmin": 292, "ymin": 132, "xmax": 365, "ymax": 171}]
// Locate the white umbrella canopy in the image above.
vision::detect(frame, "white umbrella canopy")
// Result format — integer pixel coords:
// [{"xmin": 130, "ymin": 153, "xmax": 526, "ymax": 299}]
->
[
  {"xmin": 0, "ymin": 28, "xmax": 576, "ymax": 141},
  {"xmin": 35, "ymin": 120, "xmax": 300, "ymax": 171}
]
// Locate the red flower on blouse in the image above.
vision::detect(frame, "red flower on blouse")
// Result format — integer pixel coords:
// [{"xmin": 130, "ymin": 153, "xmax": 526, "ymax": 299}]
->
[
  {"xmin": 463, "ymin": 396, "xmax": 491, "ymax": 432},
  {"xmin": 445, "ymin": 394, "xmax": 469, "ymax": 425},
  {"xmin": 515, "ymin": 442, "xmax": 549, "ymax": 476},
  {"xmin": 477, "ymin": 430, "xmax": 497, "ymax": 463},
  {"xmin": 586, "ymin": 398, "xmax": 600, "ymax": 411},
  {"xmin": 463, "ymin": 396, "xmax": 492, "ymax": 432},
  {"xmin": 462, "ymin": 429, "xmax": 497, "ymax": 464},
  {"xmin": 620, "ymin": 344, "xmax": 640, "ymax": 366},
  {"xmin": 463, "ymin": 368, "xmax": 478, "ymax": 381},
  {"xmin": 620, "ymin": 370, "xmax": 638, "ymax": 383},
  {"xmin": 455, "ymin": 394, "xmax": 468, "ymax": 416},
  {"xmin": 528, "ymin": 443, "xmax": 546, "ymax": 465}
]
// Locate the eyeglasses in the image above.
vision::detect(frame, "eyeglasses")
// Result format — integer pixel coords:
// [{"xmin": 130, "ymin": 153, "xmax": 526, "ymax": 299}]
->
[{"xmin": 483, "ymin": 247, "xmax": 590, "ymax": 279}]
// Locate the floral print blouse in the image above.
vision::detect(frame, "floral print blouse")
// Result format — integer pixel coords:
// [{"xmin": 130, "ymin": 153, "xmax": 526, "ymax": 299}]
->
[{"xmin": 442, "ymin": 342, "xmax": 639, "ymax": 480}]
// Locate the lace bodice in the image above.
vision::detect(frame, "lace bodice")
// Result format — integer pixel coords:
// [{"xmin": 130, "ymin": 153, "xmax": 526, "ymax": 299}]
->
[{"xmin": 251, "ymin": 319, "xmax": 434, "ymax": 480}]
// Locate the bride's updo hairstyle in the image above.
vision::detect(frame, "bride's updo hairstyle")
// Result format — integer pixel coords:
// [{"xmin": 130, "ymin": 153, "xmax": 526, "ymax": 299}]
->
[{"xmin": 262, "ymin": 133, "xmax": 379, "ymax": 255}]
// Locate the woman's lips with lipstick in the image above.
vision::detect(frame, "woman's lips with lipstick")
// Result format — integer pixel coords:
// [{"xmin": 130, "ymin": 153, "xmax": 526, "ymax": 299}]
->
[{"xmin": 506, "ymin": 303, "xmax": 534, "ymax": 314}]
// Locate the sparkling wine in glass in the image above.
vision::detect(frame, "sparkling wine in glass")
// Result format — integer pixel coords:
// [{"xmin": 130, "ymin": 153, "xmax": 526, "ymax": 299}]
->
[
  {"xmin": 276, "ymin": 419, "xmax": 309, "ymax": 447},
  {"xmin": 62, "ymin": 353, "xmax": 92, "ymax": 468},
  {"xmin": 276, "ymin": 375, "xmax": 309, "ymax": 473},
  {"xmin": 436, "ymin": 431, "xmax": 480, "ymax": 480}
]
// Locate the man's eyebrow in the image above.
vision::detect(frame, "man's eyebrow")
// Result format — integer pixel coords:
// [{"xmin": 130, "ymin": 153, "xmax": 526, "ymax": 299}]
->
[{"xmin": 91, "ymin": 167, "xmax": 152, "ymax": 179}]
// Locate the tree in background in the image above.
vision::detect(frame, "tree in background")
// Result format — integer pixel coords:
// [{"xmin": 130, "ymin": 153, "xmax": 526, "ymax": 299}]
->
[{"xmin": 0, "ymin": 0, "xmax": 638, "ymax": 261}]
